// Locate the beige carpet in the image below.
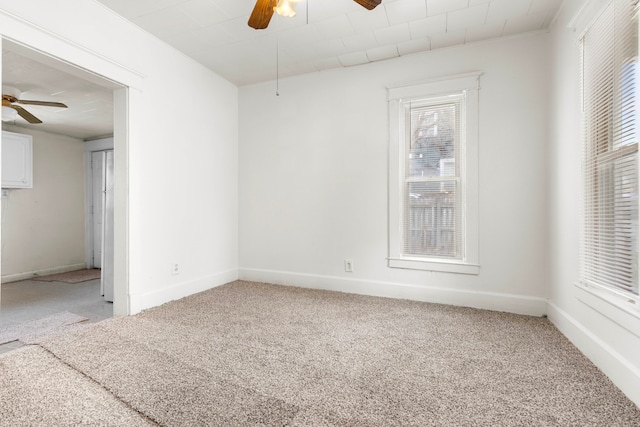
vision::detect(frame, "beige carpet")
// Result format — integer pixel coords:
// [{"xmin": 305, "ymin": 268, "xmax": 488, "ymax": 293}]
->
[
  {"xmin": 2, "ymin": 280, "xmax": 640, "ymax": 426},
  {"xmin": 0, "ymin": 346, "xmax": 155, "ymax": 426},
  {"xmin": 33, "ymin": 268, "xmax": 101, "ymax": 283}
]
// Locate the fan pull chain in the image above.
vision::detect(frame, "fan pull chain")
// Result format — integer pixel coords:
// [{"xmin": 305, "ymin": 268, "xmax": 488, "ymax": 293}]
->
[{"xmin": 276, "ymin": 14, "xmax": 280, "ymax": 96}]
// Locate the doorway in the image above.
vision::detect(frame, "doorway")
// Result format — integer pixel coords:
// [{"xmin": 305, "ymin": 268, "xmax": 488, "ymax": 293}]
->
[{"xmin": 0, "ymin": 39, "xmax": 129, "ymax": 322}]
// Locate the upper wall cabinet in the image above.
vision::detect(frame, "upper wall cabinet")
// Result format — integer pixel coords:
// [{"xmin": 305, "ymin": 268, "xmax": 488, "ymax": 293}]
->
[{"xmin": 2, "ymin": 130, "xmax": 33, "ymax": 189}]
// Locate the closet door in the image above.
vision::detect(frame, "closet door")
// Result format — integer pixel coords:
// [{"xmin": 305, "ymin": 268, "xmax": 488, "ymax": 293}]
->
[
  {"xmin": 91, "ymin": 151, "xmax": 105, "ymax": 269},
  {"xmin": 102, "ymin": 150, "xmax": 115, "ymax": 302}
]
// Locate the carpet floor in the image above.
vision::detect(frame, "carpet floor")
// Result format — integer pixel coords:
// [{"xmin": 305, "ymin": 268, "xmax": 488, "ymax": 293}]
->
[
  {"xmin": 0, "ymin": 346, "xmax": 154, "ymax": 426},
  {"xmin": 2, "ymin": 280, "xmax": 639, "ymax": 426}
]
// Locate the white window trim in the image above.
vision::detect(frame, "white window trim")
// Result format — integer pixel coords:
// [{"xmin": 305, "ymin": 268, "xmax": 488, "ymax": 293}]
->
[
  {"xmin": 574, "ymin": 281, "xmax": 640, "ymax": 339},
  {"xmin": 387, "ymin": 72, "xmax": 481, "ymax": 275}
]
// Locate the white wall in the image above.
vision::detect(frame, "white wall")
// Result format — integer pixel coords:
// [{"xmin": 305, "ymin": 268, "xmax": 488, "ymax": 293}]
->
[
  {"xmin": 547, "ymin": 0, "xmax": 640, "ymax": 407},
  {"xmin": 0, "ymin": 0, "xmax": 238, "ymax": 314},
  {"xmin": 239, "ymin": 33, "xmax": 549, "ymax": 316},
  {"xmin": 1, "ymin": 125, "xmax": 86, "ymax": 281}
]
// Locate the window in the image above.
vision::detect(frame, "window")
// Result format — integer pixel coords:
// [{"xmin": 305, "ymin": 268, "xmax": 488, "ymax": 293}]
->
[
  {"xmin": 581, "ymin": 0, "xmax": 639, "ymax": 302},
  {"xmin": 388, "ymin": 73, "xmax": 480, "ymax": 274}
]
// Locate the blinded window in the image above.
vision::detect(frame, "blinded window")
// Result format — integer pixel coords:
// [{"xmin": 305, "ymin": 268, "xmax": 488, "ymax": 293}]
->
[
  {"xmin": 581, "ymin": 0, "xmax": 639, "ymax": 297},
  {"xmin": 388, "ymin": 72, "xmax": 480, "ymax": 274},
  {"xmin": 402, "ymin": 97, "xmax": 463, "ymax": 259}
]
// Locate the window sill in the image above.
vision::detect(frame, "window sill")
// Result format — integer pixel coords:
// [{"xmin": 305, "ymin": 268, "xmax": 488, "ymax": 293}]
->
[
  {"xmin": 574, "ymin": 282, "xmax": 640, "ymax": 339},
  {"xmin": 388, "ymin": 257, "xmax": 480, "ymax": 275}
]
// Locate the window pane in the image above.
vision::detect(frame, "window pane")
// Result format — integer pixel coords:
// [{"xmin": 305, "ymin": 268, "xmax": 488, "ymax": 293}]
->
[
  {"xmin": 586, "ymin": 154, "xmax": 639, "ymax": 293},
  {"xmin": 408, "ymin": 103, "xmax": 458, "ymax": 178},
  {"xmin": 614, "ymin": 62, "xmax": 638, "ymax": 150},
  {"xmin": 404, "ymin": 181, "xmax": 460, "ymax": 258}
]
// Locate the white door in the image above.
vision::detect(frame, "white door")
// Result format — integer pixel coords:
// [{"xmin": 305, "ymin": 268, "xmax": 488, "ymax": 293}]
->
[
  {"xmin": 91, "ymin": 151, "xmax": 105, "ymax": 269},
  {"xmin": 102, "ymin": 150, "xmax": 115, "ymax": 302}
]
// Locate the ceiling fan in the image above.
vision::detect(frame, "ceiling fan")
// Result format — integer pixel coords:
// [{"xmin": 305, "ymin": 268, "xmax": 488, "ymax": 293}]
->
[
  {"xmin": 248, "ymin": 0, "xmax": 382, "ymax": 30},
  {"xmin": 2, "ymin": 86, "xmax": 68, "ymax": 124}
]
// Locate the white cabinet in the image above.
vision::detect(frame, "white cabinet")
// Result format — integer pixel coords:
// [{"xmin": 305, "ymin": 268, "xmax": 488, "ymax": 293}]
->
[{"xmin": 2, "ymin": 130, "xmax": 33, "ymax": 189}]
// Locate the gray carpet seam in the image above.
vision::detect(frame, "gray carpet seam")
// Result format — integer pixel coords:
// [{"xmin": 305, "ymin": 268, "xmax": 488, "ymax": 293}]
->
[
  {"xmin": 82, "ymin": 324, "xmax": 329, "ymax": 423},
  {"xmin": 41, "ymin": 323, "xmax": 304, "ymax": 425},
  {"xmin": 34, "ymin": 342, "xmax": 162, "ymax": 427}
]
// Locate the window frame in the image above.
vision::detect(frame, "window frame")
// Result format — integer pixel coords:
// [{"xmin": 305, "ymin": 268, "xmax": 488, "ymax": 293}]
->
[
  {"xmin": 577, "ymin": 0, "xmax": 640, "ymax": 312},
  {"xmin": 388, "ymin": 72, "xmax": 481, "ymax": 275}
]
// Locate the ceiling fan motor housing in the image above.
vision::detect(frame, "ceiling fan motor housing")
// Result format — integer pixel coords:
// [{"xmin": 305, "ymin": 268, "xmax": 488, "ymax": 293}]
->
[{"xmin": 2, "ymin": 85, "xmax": 22, "ymax": 100}]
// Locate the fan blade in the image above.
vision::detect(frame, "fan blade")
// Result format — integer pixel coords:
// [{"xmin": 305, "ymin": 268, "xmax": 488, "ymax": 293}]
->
[
  {"xmin": 12, "ymin": 105, "xmax": 42, "ymax": 124},
  {"xmin": 248, "ymin": 0, "xmax": 276, "ymax": 29},
  {"xmin": 353, "ymin": 0, "xmax": 381, "ymax": 10},
  {"xmin": 17, "ymin": 100, "xmax": 68, "ymax": 108}
]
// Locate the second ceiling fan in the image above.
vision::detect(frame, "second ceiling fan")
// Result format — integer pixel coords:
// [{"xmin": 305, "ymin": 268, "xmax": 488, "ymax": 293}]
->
[
  {"xmin": 2, "ymin": 86, "xmax": 68, "ymax": 124},
  {"xmin": 248, "ymin": 0, "xmax": 382, "ymax": 30}
]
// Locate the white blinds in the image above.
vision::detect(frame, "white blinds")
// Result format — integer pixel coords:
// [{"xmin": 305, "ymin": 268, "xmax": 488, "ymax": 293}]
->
[
  {"xmin": 402, "ymin": 96, "xmax": 462, "ymax": 259},
  {"xmin": 582, "ymin": 0, "xmax": 639, "ymax": 295}
]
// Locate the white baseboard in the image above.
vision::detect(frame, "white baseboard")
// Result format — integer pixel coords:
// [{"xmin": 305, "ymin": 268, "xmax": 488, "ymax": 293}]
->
[
  {"xmin": 128, "ymin": 268, "xmax": 238, "ymax": 314},
  {"xmin": 238, "ymin": 268, "xmax": 547, "ymax": 316},
  {"xmin": 1, "ymin": 263, "xmax": 87, "ymax": 284},
  {"xmin": 547, "ymin": 302, "xmax": 640, "ymax": 408}
]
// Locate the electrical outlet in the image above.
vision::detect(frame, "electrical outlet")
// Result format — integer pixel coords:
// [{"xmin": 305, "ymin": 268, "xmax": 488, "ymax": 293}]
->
[
  {"xmin": 1, "ymin": 189, "xmax": 9, "ymax": 199},
  {"xmin": 172, "ymin": 263, "xmax": 180, "ymax": 275},
  {"xmin": 344, "ymin": 259, "xmax": 354, "ymax": 273}
]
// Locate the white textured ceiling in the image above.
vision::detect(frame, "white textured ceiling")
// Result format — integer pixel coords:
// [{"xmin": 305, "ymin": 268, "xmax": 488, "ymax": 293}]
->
[
  {"xmin": 2, "ymin": 49, "xmax": 115, "ymax": 140},
  {"xmin": 2, "ymin": 0, "xmax": 562, "ymax": 139},
  {"xmin": 96, "ymin": 0, "xmax": 563, "ymax": 86}
]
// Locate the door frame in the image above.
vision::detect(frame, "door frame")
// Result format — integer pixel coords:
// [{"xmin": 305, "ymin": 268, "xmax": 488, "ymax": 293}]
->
[{"xmin": 0, "ymin": 29, "xmax": 139, "ymax": 316}]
